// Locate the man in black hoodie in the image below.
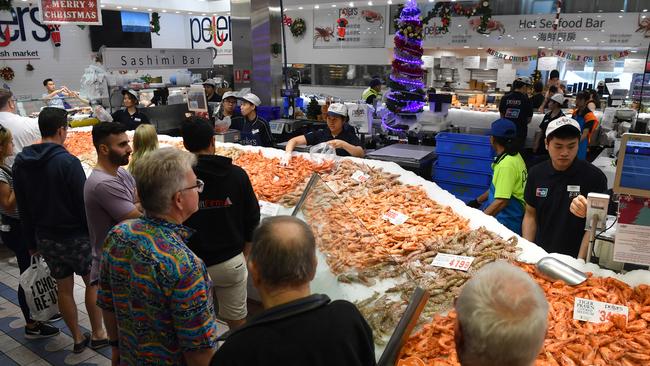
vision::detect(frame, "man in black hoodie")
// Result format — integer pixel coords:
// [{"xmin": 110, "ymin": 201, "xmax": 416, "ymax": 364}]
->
[
  {"xmin": 181, "ymin": 117, "xmax": 260, "ymax": 330},
  {"xmin": 13, "ymin": 107, "xmax": 106, "ymax": 353}
]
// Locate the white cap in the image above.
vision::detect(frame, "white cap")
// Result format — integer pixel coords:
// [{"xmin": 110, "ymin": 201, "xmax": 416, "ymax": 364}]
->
[
  {"xmin": 202, "ymin": 79, "xmax": 217, "ymax": 87},
  {"xmin": 239, "ymin": 93, "xmax": 261, "ymax": 106},
  {"xmin": 121, "ymin": 89, "xmax": 138, "ymax": 100},
  {"xmin": 515, "ymin": 76, "xmax": 532, "ymax": 85},
  {"xmin": 222, "ymin": 91, "xmax": 237, "ymax": 100},
  {"xmin": 550, "ymin": 93, "xmax": 565, "ymax": 105},
  {"xmin": 327, "ymin": 103, "xmax": 348, "ymax": 117},
  {"xmin": 545, "ymin": 116, "xmax": 580, "ymax": 138}
]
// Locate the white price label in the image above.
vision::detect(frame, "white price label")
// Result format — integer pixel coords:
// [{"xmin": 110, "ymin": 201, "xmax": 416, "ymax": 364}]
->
[
  {"xmin": 382, "ymin": 209, "xmax": 409, "ymax": 225},
  {"xmin": 351, "ymin": 170, "xmax": 370, "ymax": 183},
  {"xmin": 430, "ymin": 253, "xmax": 475, "ymax": 271},
  {"xmin": 573, "ymin": 297, "xmax": 628, "ymax": 324},
  {"xmin": 259, "ymin": 200, "xmax": 280, "ymax": 217}
]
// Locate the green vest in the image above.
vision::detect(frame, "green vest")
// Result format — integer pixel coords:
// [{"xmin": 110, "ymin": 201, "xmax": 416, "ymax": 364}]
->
[{"xmin": 362, "ymin": 87, "xmax": 380, "ymax": 103}]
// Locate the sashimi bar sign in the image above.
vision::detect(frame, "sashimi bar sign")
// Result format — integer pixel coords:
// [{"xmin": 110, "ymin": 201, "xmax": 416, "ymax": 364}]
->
[{"xmin": 102, "ymin": 48, "xmax": 214, "ymax": 70}]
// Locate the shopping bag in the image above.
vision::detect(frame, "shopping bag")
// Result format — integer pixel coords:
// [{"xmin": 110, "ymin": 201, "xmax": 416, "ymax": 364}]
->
[{"xmin": 19, "ymin": 256, "xmax": 59, "ymax": 321}]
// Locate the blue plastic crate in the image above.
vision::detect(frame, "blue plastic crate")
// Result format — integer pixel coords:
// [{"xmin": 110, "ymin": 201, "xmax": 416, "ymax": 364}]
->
[
  {"xmin": 433, "ymin": 163, "xmax": 492, "ymax": 187},
  {"xmin": 436, "ymin": 153, "xmax": 494, "ymax": 174},
  {"xmin": 436, "ymin": 180, "xmax": 487, "ymax": 202},
  {"xmin": 257, "ymin": 106, "xmax": 281, "ymax": 121},
  {"xmin": 435, "ymin": 132, "xmax": 495, "ymax": 158}
]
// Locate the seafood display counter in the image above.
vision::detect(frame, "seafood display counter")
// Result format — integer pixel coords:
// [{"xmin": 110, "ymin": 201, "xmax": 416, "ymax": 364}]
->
[{"xmin": 64, "ymin": 128, "xmax": 650, "ymax": 365}]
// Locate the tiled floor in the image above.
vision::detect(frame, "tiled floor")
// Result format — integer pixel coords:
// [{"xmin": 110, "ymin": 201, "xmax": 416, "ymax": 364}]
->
[{"xmin": 0, "ymin": 245, "xmax": 232, "ymax": 365}]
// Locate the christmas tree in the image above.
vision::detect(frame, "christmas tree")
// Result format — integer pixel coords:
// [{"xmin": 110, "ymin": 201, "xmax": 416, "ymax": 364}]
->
[
  {"xmin": 386, "ymin": 0, "xmax": 425, "ymax": 116},
  {"xmin": 306, "ymin": 97, "xmax": 321, "ymax": 120}
]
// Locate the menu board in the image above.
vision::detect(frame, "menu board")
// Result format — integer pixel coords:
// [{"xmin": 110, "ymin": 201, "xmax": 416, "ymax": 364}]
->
[
  {"xmin": 440, "ymin": 56, "xmax": 457, "ymax": 69},
  {"xmin": 486, "ymin": 56, "xmax": 504, "ymax": 69},
  {"xmin": 623, "ymin": 59, "xmax": 645, "ymax": 73},
  {"xmin": 565, "ymin": 60, "xmax": 585, "ymax": 71},
  {"xmin": 594, "ymin": 60, "xmax": 616, "ymax": 72},
  {"xmin": 313, "ymin": 6, "xmax": 386, "ymax": 49},
  {"xmin": 462, "ymin": 56, "xmax": 480, "ymax": 69},
  {"xmin": 538, "ymin": 57, "xmax": 558, "ymax": 71}
]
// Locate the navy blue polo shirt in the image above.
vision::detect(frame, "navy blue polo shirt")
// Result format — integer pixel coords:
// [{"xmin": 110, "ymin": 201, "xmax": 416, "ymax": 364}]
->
[
  {"xmin": 524, "ymin": 158, "xmax": 607, "ymax": 257},
  {"xmin": 304, "ymin": 124, "xmax": 362, "ymax": 156}
]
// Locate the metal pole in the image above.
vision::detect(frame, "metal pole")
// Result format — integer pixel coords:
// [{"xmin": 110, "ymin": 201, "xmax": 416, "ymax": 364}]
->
[
  {"xmin": 639, "ymin": 43, "xmax": 650, "ymax": 109},
  {"xmin": 279, "ymin": 0, "xmax": 290, "ymax": 90}
]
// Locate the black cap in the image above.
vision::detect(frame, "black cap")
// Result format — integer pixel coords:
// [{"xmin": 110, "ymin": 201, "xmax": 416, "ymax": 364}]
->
[
  {"xmin": 181, "ymin": 117, "xmax": 215, "ymax": 152},
  {"xmin": 369, "ymin": 78, "xmax": 382, "ymax": 88}
]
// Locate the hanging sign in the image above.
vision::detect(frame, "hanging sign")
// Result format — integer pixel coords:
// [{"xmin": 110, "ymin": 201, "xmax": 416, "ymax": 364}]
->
[
  {"xmin": 486, "ymin": 56, "xmax": 504, "ymax": 69},
  {"xmin": 101, "ymin": 48, "xmax": 214, "ymax": 71},
  {"xmin": 564, "ymin": 60, "xmax": 585, "ymax": 71},
  {"xmin": 440, "ymin": 56, "xmax": 457, "ymax": 69},
  {"xmin": 38, "ymin": 0, "xmax": 102, "ymax": 25},
  {"xmin": 594, "ymin": 60, "xmax": 615, "ymax": 72},
  {"xmin": 313, "ymin": 6, "xmax": 386, "ymax": 49},
  {"xmin": 538, "ymin": 57, "xmax": 558, "ymax": 71},
  {"xmin": 623, "ymin": 58, "xmax": 645, "ymax": 73},
  {"xmin": 462, "ymin": 56, "xmax": 480, "ymax": 69},
  {"xmin": 511, "ymin": 60, "xmax": 530, "ymax": 70}
]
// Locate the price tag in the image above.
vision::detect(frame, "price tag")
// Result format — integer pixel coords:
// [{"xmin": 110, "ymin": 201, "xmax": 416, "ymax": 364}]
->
[
  {"xmin": 382, "ymin": 209, "xmax": 409, "ymax": 225},
  {"xmin": 573, "ymin": 298, "xmax": 628, "ymax": 324},
  {"xmin": 258, "ymin": 200, "xmax": 280, "ymax": 217},
  {"xmin": 430, "ymin": 253, "xmax": 475, "ymax": 271},
  {"xmin": 351, "ymin": 170, "xmax": 370, "ymax": 183}
]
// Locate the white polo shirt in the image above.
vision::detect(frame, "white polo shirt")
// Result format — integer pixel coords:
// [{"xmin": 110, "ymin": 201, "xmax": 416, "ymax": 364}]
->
[{"xmin": 0, "ymin": 111, "xmax": 41, "ymax": 167}]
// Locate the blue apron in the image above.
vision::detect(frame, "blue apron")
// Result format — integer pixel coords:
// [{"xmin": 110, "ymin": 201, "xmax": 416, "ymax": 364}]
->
[
  {"xmin": 486, "ymin": 155, "xmax": 525, "ymax": 235},
  {"xmin": 239, "ymin": 117, "xmax": 264, "ymax": 146},
  {"xmin": 574, "ymin": 114, "xmax": 588, "ymax": 160}
]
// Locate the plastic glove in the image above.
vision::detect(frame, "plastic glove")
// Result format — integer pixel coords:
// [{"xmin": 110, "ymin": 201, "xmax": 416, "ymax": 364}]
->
[
  {"xmin": 467, "ymin": 199, "xmax": 481, "ymax": 209},
  {"xmin": 280, "ymin": 152, "xmax": 291, "ymax": 166}
]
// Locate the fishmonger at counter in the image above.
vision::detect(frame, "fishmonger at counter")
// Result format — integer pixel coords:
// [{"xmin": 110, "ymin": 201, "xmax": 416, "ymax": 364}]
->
[{"xmin": 283, "ymin": 103, "xmax": 364, "ymax": 159}]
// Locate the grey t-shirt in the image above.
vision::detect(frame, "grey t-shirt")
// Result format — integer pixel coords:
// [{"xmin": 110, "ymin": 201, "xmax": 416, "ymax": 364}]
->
[
  {"xmin": 84, "ymin": 167, "xmax": 136, "ymax": 282},
  {"xmin": 0, "ymin": 166, "xmax": 18, "ymax": 219}
]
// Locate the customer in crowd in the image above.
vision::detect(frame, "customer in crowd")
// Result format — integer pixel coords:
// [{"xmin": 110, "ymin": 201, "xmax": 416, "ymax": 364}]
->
[
  {"xmin": 203, "ymin": 79, "xmax": 222, "ymax": 103},
  {"xmin": 128, "ymin": 123, "xmax": 158, "ymax": 174},
  {"xmin": 538, "ymin": 69, "xmax": 564, "ymax": 113},
  {"xmin": 572, "ymin": 91, "xmax": 599, "ymax": 160},
  {"xmin": 42, "ymin": 78, "xmax": 87, "ymax": 109},
  {"xmin": 468, "ymin": 119, "xmax": 527, "ymax": 235},
  {"xmin": 362, "ymin": 78, "xmax": 382, "ymax": 106},
  {"xmin": 454, "ymin": 261, "xmax": 548, "ymax": 366},
  {"xmin": 534, "ymin": 93, "xmax": 565, "ymax": 155},
  {"xmin": 98, "ymin": 148, "xmax": 217, "ymax": 365},
  {"xmin": 0, "ymin": 89, "xmax": 41, "ymax": 166},
  {"xmin": 499, "ymin": 77, "xmax": 533, "ymax": 153},
  {"xmin": 211, "ymin": 216, "xmax": 375, "ymax": 366},
  {"xmin": 283, "ymin": 103, "xmax": 364, "ymax": 159},
  {"xmin": 522, "ymin": 117, "xmax": 607, "ymax": 258},
  {"xmin": 181, "ymin": 117, "xmax": 260, "ymax": 330},
  {"xmin": 111, "ymin": 89, "xmax": 150, "ymax": 130},
  {"xmin": 0, "ymin": 126, "xmax": 60, "ymax": 338},
  {"xmin": 13, "ymin": 107, "xmax": 106, "ymax": 352},
  {"xmin": 84, "ymin": 122, "xmax": 140, "ymax": 293},
  {"xmin": 230, "ymin": 93, "xmax": 274, "ymax": 147},
  {"xmin": 530, "ymin": 81, "xmax": 545, "ymax": 110}
]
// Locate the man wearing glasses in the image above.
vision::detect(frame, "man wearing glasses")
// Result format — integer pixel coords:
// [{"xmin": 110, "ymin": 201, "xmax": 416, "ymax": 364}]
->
[
  {"xmin": 97, "ymin": 147, "xmax": 218, "ymax": 365},
  {"xmin": 0, "ymin": 89, "xmax": 41, "ymax": 167},
  {"xmin": 181, "ymin": 117, "xmax": 260, "ymax": 330}
]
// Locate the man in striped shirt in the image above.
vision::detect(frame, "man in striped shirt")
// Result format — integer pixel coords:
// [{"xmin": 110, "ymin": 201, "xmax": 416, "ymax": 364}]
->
[{"xmin": 97, "ymin": 148, "xmax": 217, "ymax": 365}]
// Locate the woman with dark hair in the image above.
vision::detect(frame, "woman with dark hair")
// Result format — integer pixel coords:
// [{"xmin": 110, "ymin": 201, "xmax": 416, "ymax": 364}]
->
[
  {"xmin": 111, "ymin": 89, "xmax": 150, "ymax": 130},
  {"xmin": 587, "ymin": 89, "xmax": 601, "ymax": 112},
  {"xmin": 572, "ymin": 91, "xmax": 599, "ymax": 160},
  {"xmin": 468, "ymin": 119, "xmax": 527, "ymax": 235},
  {"xmin": 535, "ymin": 93, "xmax": 565, "ymax": 155}
]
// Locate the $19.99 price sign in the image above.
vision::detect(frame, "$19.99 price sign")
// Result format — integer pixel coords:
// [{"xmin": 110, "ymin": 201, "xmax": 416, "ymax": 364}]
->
[{"xmin": 430, "ymin": 253, "xmax": 475, "ymax": 271}]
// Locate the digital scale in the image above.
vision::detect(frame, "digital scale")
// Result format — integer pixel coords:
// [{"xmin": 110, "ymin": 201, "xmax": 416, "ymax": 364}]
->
[
  {"xmin": 214, "ymin": 129, "xmax": 240, "ymax": 143},
  {"xmin": 268, "ymin": 118, "xmax": 308, "ymax": 135}
]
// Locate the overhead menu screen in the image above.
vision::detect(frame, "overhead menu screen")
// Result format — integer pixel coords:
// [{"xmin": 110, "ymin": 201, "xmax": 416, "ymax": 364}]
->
[{"xmin": 620, "ymin": 140, "xmax": 650, "ymax": 192}]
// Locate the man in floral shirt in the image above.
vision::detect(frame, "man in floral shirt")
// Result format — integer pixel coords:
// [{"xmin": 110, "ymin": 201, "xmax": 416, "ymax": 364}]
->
[{"xmin": 97, "ymin": 148, "xmax": 217, "ymax": 365}]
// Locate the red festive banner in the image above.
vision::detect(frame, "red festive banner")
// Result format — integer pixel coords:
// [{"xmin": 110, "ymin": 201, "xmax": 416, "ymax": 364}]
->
[
  {"xmin": 486, "ymin": 48, "xmax": 631, "ymax": 63},
  {"xmin": 38, "ymin": 0, "xmax": 103, "ymax": 25}
]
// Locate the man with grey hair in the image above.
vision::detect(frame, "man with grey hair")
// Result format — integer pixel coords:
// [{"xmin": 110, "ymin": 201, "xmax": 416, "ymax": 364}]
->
[
  {"xmin": 210, "ymin": 216, "xmax": 375, "ymax": 366},
  {"xmin": 97, "ymin": 147, "xmax": 218, "ymax": 366},
  {"xmin": 454, "ymin": 261, "xmax": 549, "ymax": 366}
]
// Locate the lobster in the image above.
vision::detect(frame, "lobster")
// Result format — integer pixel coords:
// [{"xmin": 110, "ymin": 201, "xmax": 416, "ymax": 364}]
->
[
  {"xmin": 637, "ymin": 14, "xmax": 650, "ymax": 37},
  {"xmin": 314, "ymin": 27, "xmax": 334, "ymax": 42},
  {"xmin": 361, "ymin": 10, "xmax": 384, "ymax": 27},
  {"xmin": 468, "ymin": 18, "xmax": 505, "ymax": 35}
]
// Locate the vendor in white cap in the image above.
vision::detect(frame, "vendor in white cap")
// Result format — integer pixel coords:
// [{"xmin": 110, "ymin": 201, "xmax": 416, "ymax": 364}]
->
[
  {"xmin": 283, "ymin": 103, "xmax": 364, "ymax": 159},
  {"xmin": 522, "ymin": 117, "xmax": 607, "ymax": 259},
  {"xmin": 220, "ymin": 91, "xmax": 241, "ymax": 119},
  {"xmin": 111, "ymin": 89, "xmax": 150, "ymax": 131},
  {"xmin": 230, "ymin": 93, "xmax": 274, "ymax": 147},
  {"xmin": 203, "ymin": 79, "xmax": 222, "ymax": 103}
]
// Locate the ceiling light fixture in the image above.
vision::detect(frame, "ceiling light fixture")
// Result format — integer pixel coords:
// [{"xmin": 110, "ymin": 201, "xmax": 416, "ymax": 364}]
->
[
  {"xmin": 331, "ymin": 4, "xmax": 337, "ymax": 7},
  {"xmin": 133, "ymin": 8, "xmax": 138, "ymax": 10},
  {"xmin": 368, "ymin": 1, "xmax": 373, "ymax": 5},
  {"xmin": 315, "ymin": 5, "xmax": 320, "ymax": 9},
  {"xmin": 116, "ymin": 6, "xmax": 122, "ymax": 9},
  {"xmin": 388, "ymin": 0, "xmax": 392, "ymax": 3},
  {"xmin": 298, "ymin": 6, "xmax": 303, "ymax": 9},
  {"xmin": 162, "ymin": 9, "xmax": 167, "ymax": 13},
  {"xmin": 349, "ymin": 2, "xmax": 354, "ymax": 6}
]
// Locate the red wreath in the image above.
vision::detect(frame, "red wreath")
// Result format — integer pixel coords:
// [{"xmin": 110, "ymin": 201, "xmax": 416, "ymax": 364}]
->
[
  {"xmin": 283, "ymin": 15, "xmax": 293, "ymax": 26},
  {"xmin": 0, "ymin": 66, "xmax": 14, "ymax": 81}
]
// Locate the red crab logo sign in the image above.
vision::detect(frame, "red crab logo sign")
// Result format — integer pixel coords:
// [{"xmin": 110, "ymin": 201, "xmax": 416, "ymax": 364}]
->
[{"xmin": 313, "ymin": 6, "xmax": 385, "ymax": 49}]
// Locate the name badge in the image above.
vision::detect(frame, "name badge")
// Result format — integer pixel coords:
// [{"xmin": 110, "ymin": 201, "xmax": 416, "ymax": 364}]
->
[
  {"xmin": 567, "ymin": 185, "xmax": 580, "ymax": 198},
  {"xmin": 252, "ymin": 129, "xmax": 259, "ymax": 134},
  {"xmin": 134, "ymin": 118, "xmax": 141, "ymax": 122}
]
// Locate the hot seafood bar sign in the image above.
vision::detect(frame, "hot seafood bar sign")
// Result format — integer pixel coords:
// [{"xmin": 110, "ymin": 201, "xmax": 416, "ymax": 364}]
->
[
  {"xmin": 313, "ymin": 6, "xmax": 386, "ymax": 49},
  {"xmin": 38, "ymin": 0, "xmax": 101, "ymax": 25}
]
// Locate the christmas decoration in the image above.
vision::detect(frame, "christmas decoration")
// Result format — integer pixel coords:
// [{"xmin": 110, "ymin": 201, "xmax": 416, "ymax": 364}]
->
[
  {"xmin": 26, "ymin": 62, "xmax": 33, "ymax": 71},
  {"xmin": 289, "ymin": 18, "xmax": 306, "ymax": 38},
  {"xmin": 0, "ymin": 26, "xmax": 10, "ymax": 47},
  {"xmin": 306, "ymin": 97, "xmax": 321, "ymax": 120},
  {"xmin": 553, "ymin": 0, "xmax": 563, "ymax": 31},
  {"xmin": 48, "ymin": 25, "xmax": 61, "ymax": 47},
  {"xmin": 422, "ymin": 1, "xmax": 492, "ymax": 35},
  {"xmin": 0, "ymin": 0, "xmax": 12, "ymax": 12},
  {"xmin": 336, "ymin": 17, "xmax": 348, "ymax": 41},
  {"xmin": 0, "ymin": 67, "xmax": 14, "ymax": 81},
  {"xmin": 283, "ymin": 15, "xmax": 293, "ymax": 27},
  {"xmin": 271, "ymin": 42, "xmax": 282, "ymax": 57},
  {"xmin": 386, "ymin": 0, "xmax": 425, "ymax": 117},
  {"xmin": 485, "ymin": 48, "xmax": 633, "ymax": 63},
  {"xmin": 150, "ymin": 12, "xmax": 161, "ymax": 35},
  {"xmin": 531, "ymin": 69, "xmax": 541, "ymax": 85}
]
